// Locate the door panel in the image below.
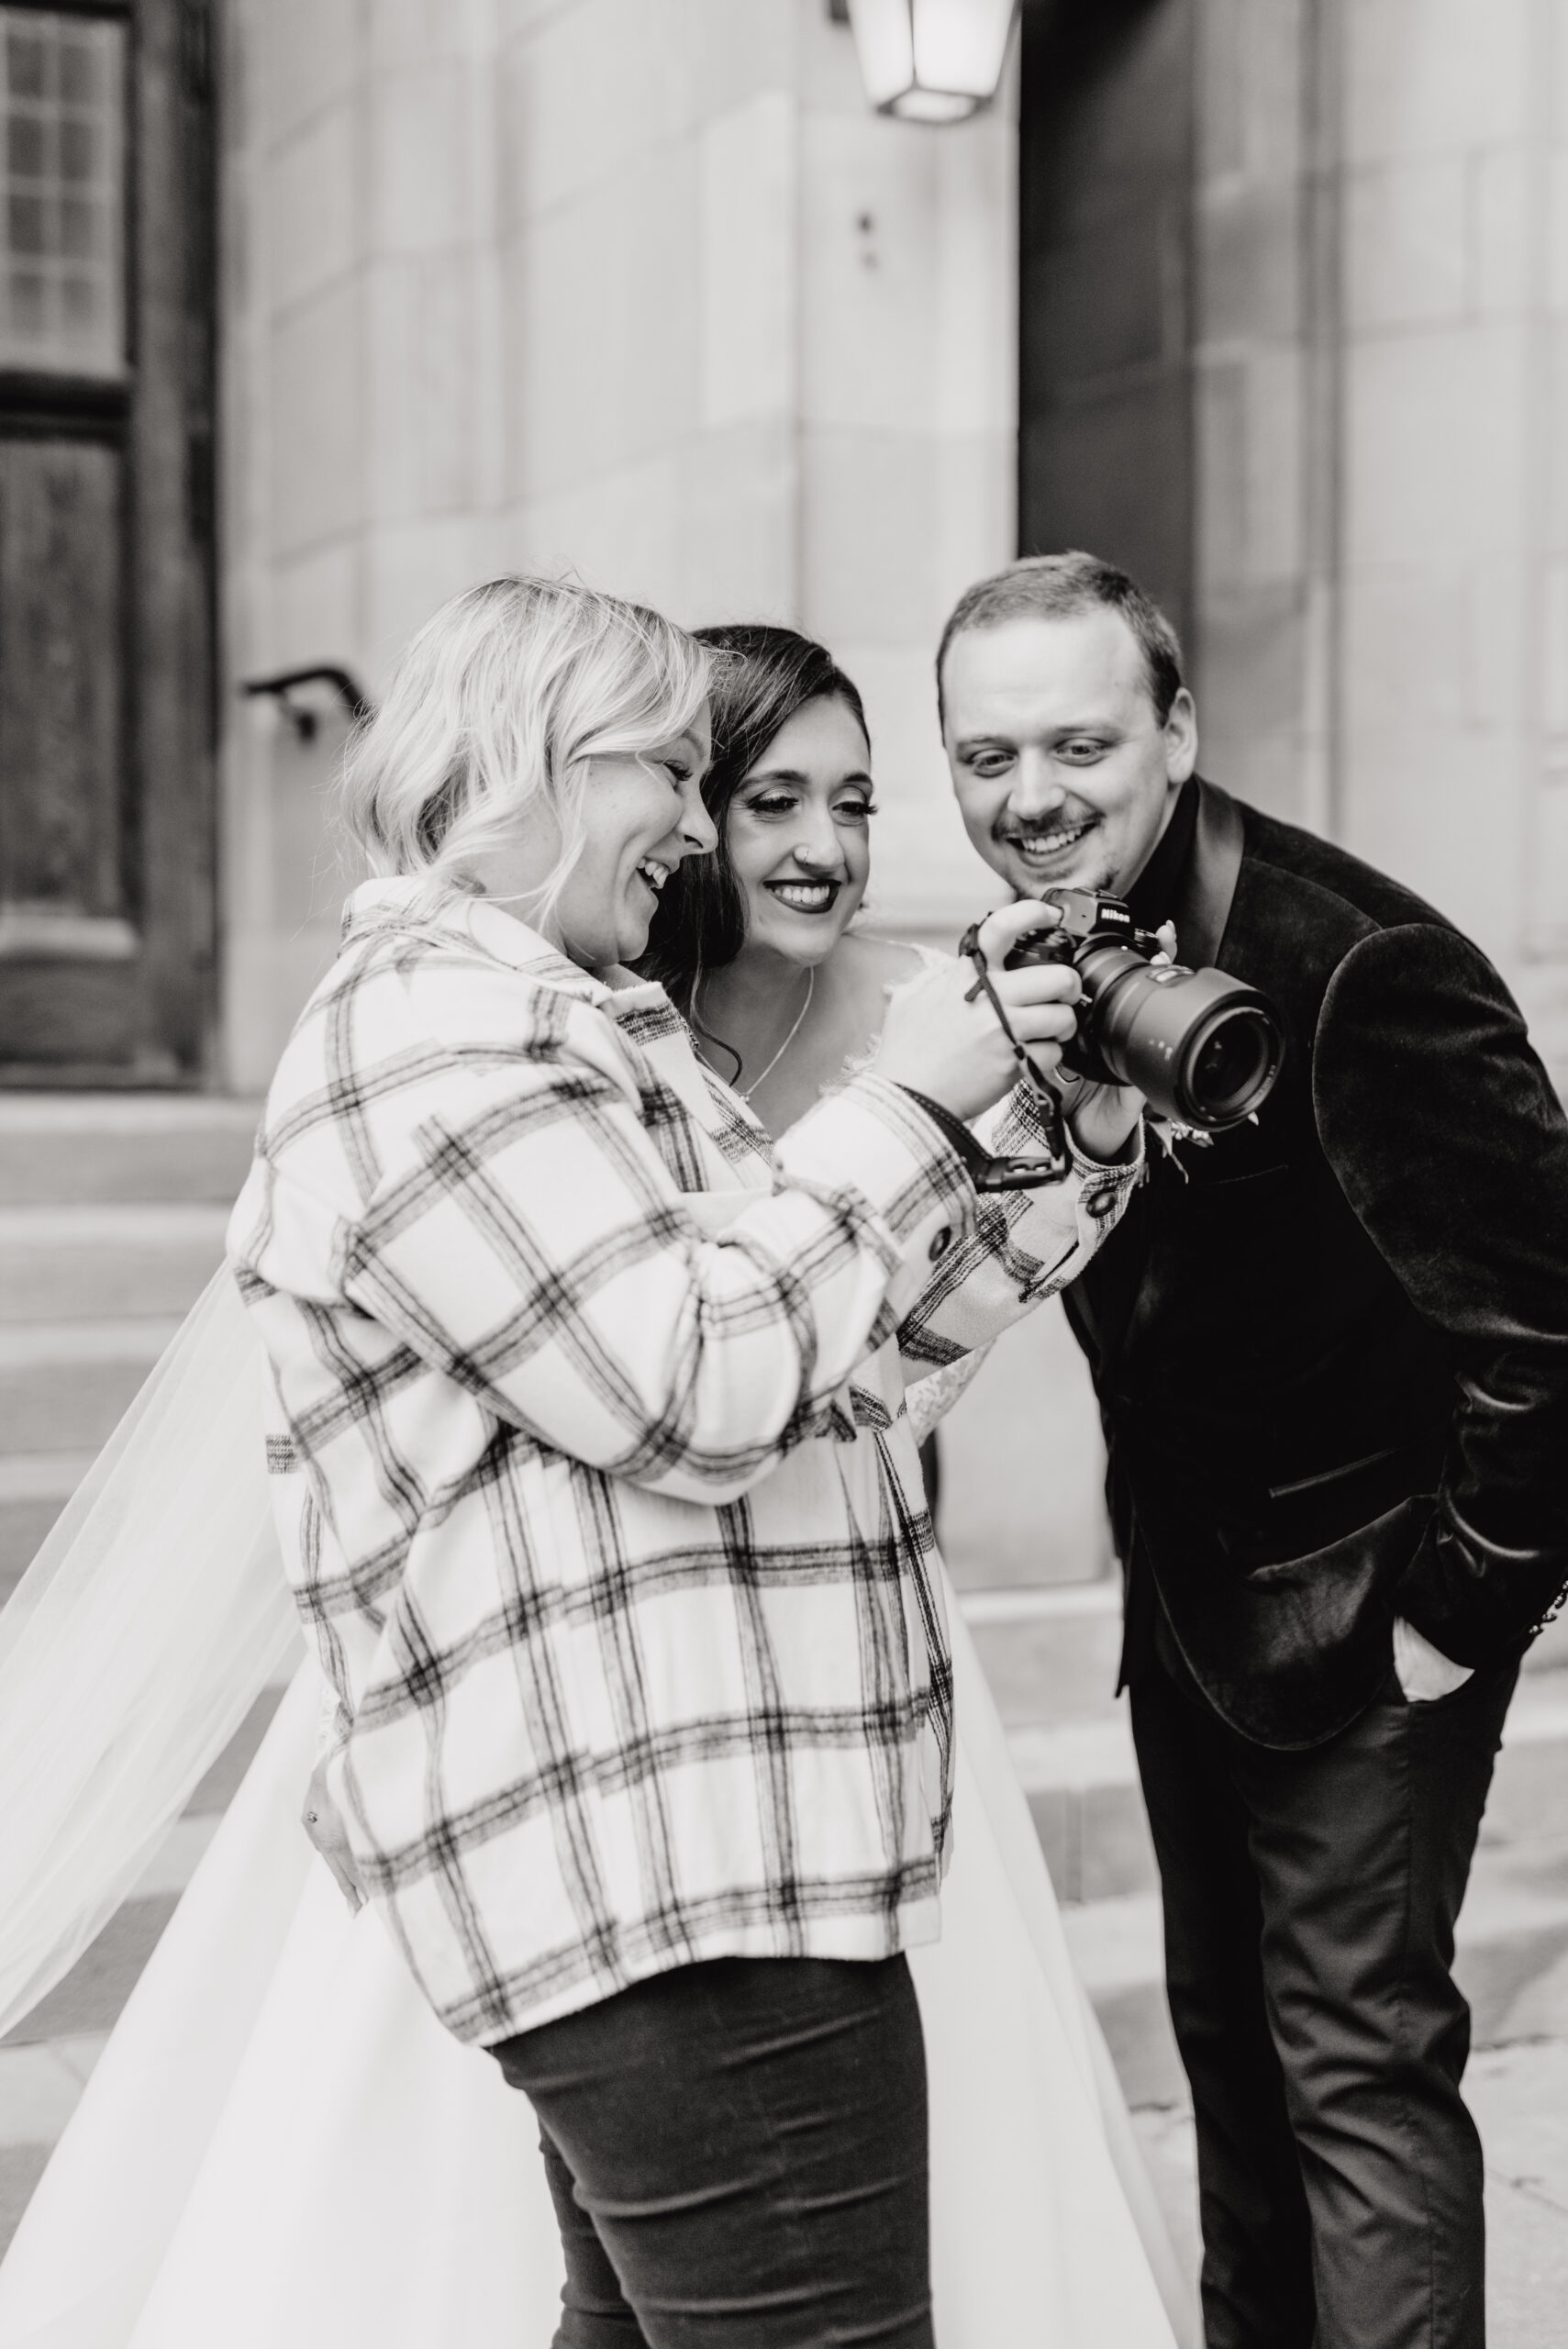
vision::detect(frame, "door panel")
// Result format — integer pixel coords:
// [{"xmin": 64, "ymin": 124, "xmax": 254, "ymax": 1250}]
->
[
  {"xmin": 0, "ymin": 0, "xmax": 214, "ymax": 1083},
  {"xmin": 0, "ymin": 438, "xmax": 125, "ymax": 927}
]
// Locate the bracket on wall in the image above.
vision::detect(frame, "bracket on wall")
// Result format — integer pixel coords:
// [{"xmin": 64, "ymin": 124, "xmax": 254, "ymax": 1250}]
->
[
  {"xmin": 242, "ymin": 665, "xmax": 374, "ymax": 741},
  {"xmin": 827, "ymin": 1, "xmax": 850, "ymax": 21}
]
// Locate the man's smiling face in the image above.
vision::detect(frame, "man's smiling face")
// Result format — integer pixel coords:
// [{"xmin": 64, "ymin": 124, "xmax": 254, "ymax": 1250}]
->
[{"xmin": 940, "ymin": 607, "xmax": 1197, "ymax": 901}]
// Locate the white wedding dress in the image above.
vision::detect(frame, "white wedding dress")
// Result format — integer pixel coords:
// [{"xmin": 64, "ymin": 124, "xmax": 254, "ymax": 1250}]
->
[{"xmin": 0, "ymin": 1277, "xmax": 1197, "ymax": 2349}]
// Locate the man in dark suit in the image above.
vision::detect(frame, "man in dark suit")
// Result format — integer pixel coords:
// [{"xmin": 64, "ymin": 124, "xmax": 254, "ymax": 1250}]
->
[{"xmin": 937, "ymin": 551, "xmax": 1568, "ymax": 2349}]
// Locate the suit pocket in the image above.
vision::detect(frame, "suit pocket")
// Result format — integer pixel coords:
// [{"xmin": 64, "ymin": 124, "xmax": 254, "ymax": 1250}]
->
[
  {"xmin": 1262, "ymin": 1434, "xmax": 1440, "ymax": 1562},
  {"xmin": 1237, "ymin": 1492, "xmax": 1431, "ymax": 1595},
  {"xmin": 1267, "ymin": 1445, "xmax": 1407, "ymax": 1503}
]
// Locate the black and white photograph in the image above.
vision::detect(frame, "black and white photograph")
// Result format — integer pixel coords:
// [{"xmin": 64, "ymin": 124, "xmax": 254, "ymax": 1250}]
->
[{"xmin": 2, "ymin": 2, "xmax": 1567, "ymax": 2343}]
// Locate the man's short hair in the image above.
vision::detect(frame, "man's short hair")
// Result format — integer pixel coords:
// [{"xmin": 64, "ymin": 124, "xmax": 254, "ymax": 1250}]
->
[{"xmin": 936, "ymin": 551, "xmax": 1186, "ymax": 727}]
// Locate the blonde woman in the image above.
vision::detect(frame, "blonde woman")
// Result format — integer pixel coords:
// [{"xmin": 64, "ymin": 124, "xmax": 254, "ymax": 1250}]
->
[
  {"xmin": 0, "ymin": 581, "xmax": 1190, "ymax": 2349},
  {"xmin": 239, "ymin": 573, "xmax": 1144, "ymax": 2345}
]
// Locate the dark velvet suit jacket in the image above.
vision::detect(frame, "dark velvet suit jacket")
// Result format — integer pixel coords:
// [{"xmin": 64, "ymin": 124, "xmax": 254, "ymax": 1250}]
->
[{"xmin": 1061, "ymin": 777, "xmax": 1568, "ymax": 1749}]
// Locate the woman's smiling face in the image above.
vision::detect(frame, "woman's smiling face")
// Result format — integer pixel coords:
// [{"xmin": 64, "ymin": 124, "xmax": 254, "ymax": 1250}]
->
[
  {"xmin": 462, "ymin": 711, "xmax": 715, "ymax": 972},
  {"xmin": 559, "ymin": 716, "xmax": 716, "ymax": 969},
  {"xmin": 725, "ymin": 696, "xmax": 875, "ymax": 967}
]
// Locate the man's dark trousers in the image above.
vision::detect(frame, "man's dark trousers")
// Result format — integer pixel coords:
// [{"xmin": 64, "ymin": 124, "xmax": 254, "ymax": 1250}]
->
[{"xmin": 1129, "ymin": 1613, "xmax": 1518, "ymax": 2349}]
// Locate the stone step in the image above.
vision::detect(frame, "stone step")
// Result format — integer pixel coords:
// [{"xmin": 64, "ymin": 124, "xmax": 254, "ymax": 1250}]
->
[
  {"xmin": 962, "ymin": 1581, "xmax": 1127, "ymax": 1726},
  {"xmin": 0, "ymin": 2034, "xmax": 108, "ymax": 2157},
  {"xmin": 1064, "ymin": 1838, "xmax": 1568, "ymax": 2111},
  {"xmin": 1, "ymin": 1678, "xmax": 291, "ymax": 2053},
  {"xmin": 0, "ymin": 1453, "xmax": 94, "ymax": 1608},
  {"xmin": 1008, "ymin": 1713, "xmax": 1156, "ymax": 1908},
  {"xmin": 0, "ymin": 1320, "xmax": 178, "ymax": 1455},
  {"xmin": 1006, "ymin": 1667, "xmax": 1568, "ymax": 1908},
  {"xmin": 0, "ymin": 2032, "xmax": 107, "ymax": 2257},
  {"xmin": 0, "ymin": 1096, "xmax": 258, "ymax": 1208},
  {"xmin": 0, "ymin": 1206, "xmax": 228, "ymax": 1322},
  {"xmin": 1478, "ymin": 1672, "xmax": 1568, "ymax": 1850}
]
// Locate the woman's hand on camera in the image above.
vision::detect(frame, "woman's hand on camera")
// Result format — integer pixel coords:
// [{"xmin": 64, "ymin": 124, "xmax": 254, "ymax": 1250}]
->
[{"xmin": 873, "ymin": 901, "xmax": 1081, "ymax": 1123}]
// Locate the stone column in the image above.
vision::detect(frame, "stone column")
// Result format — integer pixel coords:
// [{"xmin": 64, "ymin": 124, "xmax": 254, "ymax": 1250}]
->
[
  {"xmin": 1192, "ymin": 0, "xmax": 1568, "ymax": 1085},
  {"xmin": 1192, "ymin": 0, "xmax": 1340, "ymax": 832}
]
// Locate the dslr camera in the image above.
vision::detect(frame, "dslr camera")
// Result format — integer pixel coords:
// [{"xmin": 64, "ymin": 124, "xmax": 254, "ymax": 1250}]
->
[{"xmin": 1004, "ymin": 888, "xmax": 1284, "ymax": 1130}]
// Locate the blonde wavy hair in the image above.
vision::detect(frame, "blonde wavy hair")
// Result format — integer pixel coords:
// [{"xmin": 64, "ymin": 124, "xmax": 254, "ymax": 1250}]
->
[{"xmin": 339, "ymin": 576, "xmax": 711, "ymax": 927}]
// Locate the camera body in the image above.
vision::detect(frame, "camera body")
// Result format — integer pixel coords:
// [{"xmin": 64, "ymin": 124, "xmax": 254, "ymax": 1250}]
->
[
  {"xmin": 1004, "ymin": 886, "xmax": 1284, "ymax": 1130},
  {"xmin": 1003, "ymin": 888, "xmax": 1166, "ymax": 1088}
]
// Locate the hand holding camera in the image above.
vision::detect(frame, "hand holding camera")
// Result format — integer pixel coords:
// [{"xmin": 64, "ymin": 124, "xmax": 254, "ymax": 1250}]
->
[
  {"xmin": 873, "ymin": 899, "xmax": 1085, "ymax": 1123},
  {"xmin": 1002, "ymin": 888, "xmax": 1284, "ymax": 1132},
  {"xmin": 874, "ymin": 888, "xmax": 1285, "ymax": 1187}
]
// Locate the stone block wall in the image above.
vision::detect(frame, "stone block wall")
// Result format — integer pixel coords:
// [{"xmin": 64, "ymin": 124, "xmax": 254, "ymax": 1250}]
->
[
  {"xmin": 1338, "ymin": 0, "xmax": 1568, "ymax": 1074},
  {"xmin": 217, "ymin": 0, "xmax": 1568, "ymax": 1092},
  {"xmin": 1193, "ymin": 0, "xmax": 1568, "ymax": 1081},
  {"xmin": 217, "ymin": 0, "xmax": 1017, "ymax": 1088},
  {"xmin": 1192, "ymin": 0, "xmax": 1332, "ymax": 830}
]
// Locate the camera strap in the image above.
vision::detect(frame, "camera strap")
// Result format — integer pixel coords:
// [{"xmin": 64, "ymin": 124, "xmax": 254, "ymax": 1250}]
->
[{"xmin": 951, "ymin": 921, "xmax": 1073, "ymax": 1189}]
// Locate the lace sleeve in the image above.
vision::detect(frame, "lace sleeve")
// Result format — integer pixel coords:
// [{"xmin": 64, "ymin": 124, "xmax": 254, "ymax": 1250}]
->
[
  {"xmin": 906, "ymin": 1343, "xmax": 992, "ymax": 1445},
  {"xmin": 315, "ymin": 1675, "xmax": 347, "ymax": 1761},
  {"xmin": 838, "ymin": 940, "xmax": 953, "ymax": 1086}
]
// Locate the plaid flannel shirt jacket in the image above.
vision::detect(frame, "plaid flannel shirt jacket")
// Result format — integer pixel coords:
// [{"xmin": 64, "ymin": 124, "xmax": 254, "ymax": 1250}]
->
[{"xmin": 228, "ymin": 882, "xmax": 1140, "ymax": 2044}]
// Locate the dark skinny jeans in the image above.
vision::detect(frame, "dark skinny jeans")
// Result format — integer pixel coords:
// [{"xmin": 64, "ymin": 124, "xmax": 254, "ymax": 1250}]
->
[{"xmin": 487, "ymin": 1954, "xmax": 934, "ymax": 2349}]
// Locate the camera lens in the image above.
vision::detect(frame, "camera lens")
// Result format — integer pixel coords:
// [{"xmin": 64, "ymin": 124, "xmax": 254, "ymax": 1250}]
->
[
  {"xmin": 1180, "ymin": 1006, "xmax": 1277, "ymax": 1124},
  {"xmin": 1079, "ymin": 950, "xmax": 1284, "ymax": 1128}
]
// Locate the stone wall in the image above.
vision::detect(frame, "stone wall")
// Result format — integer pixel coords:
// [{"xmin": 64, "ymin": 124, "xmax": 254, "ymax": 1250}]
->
[
  {"xmin": 217, "ymin": 0, "xmax": 1568, "ymax": 1092},
  {"xmin": 1338, "ymin": 0, "xmax": 1568, "ymax": 1075},
  {"xmin": 216, "ymin": 0, "xmax": 1017, "ymax": 1089},
  {"xmin": 1191, "ymin": 0, "xmax": 1334, "ymax": 831},
  {"xmin": 1194, "ymin": 0, "xmax": 1568, "ymax": 1082}
]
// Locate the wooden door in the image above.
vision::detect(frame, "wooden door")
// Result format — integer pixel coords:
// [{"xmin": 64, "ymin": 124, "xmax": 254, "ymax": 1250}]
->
[
  {"xmin": 1018, "ymin": 0, "xmax": 1195, "ymax": 649},
  {"xmin": 0, "ymin": 0, "xmax": 215, "ymax": 1081}
]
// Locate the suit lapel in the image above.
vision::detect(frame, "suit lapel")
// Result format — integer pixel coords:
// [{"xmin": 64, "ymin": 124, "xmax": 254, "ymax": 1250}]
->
[{"xmin": 1174, "ymin": 776, "xmax": 1247, "ymax": 971}]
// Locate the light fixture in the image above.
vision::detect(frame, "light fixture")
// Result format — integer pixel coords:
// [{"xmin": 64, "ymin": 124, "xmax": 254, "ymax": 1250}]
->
[{"xmin": 842, "ymin": 0, "xmax": 1019, "ymax": 124}]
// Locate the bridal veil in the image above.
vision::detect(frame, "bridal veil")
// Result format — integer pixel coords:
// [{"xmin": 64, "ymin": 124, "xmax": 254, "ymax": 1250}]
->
[{"xmin": 0, "ymin": 1272, "xmax": 298, "ymax": 2040}]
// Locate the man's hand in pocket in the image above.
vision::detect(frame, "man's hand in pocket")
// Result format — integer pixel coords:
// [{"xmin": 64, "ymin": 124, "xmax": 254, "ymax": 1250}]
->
[{"xmin": 1393, "ymin": 1616, "xmax": 1474, "ymax": 1703}]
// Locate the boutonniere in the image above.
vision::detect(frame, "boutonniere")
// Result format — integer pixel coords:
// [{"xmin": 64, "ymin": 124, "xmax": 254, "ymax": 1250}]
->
[
  {"xmin": 1146, "ymin": 1117, "xmax": 1211, "ymax": 1179},
  {"xmin": 1143, "ymin": 1109, "xmax": 1260, "ymax": 1180}
]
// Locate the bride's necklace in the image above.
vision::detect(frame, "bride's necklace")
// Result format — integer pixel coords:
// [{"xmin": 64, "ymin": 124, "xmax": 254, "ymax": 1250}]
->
[{"xmin": 730, "ymin": 966, "xmax": 815, "ymax": 1101}]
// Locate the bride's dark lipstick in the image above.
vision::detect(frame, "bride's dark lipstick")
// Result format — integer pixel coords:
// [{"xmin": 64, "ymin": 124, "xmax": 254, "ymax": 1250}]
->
[{"xmin": 763, "ymin": 877, "xmax": 841, "ymax": 913}]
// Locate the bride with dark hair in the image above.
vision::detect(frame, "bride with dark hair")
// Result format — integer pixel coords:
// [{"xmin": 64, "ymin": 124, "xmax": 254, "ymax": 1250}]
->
[
  {"xmin": 638, "ymin": 625, "xmax": 918, "ymax": 1117},
  {"xmin": 0, "ymin": 592, "xmax": 1195, "ymax": 2349},
  {"xmin": 637, "ymin": 624, "xmax": 992, "ymax": 1475}
]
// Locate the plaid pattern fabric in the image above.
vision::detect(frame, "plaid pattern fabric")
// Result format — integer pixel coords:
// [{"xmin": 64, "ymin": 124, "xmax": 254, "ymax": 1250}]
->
[{"xmin": 228, "ymin": 882, "xmax": 1140, "ymax": 2044}]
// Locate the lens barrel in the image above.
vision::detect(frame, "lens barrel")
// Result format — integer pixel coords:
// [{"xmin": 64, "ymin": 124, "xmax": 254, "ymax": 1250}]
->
[{"xmin": 1072, "ymin": 947, "xmax": 1284, "ymax": 1128}]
